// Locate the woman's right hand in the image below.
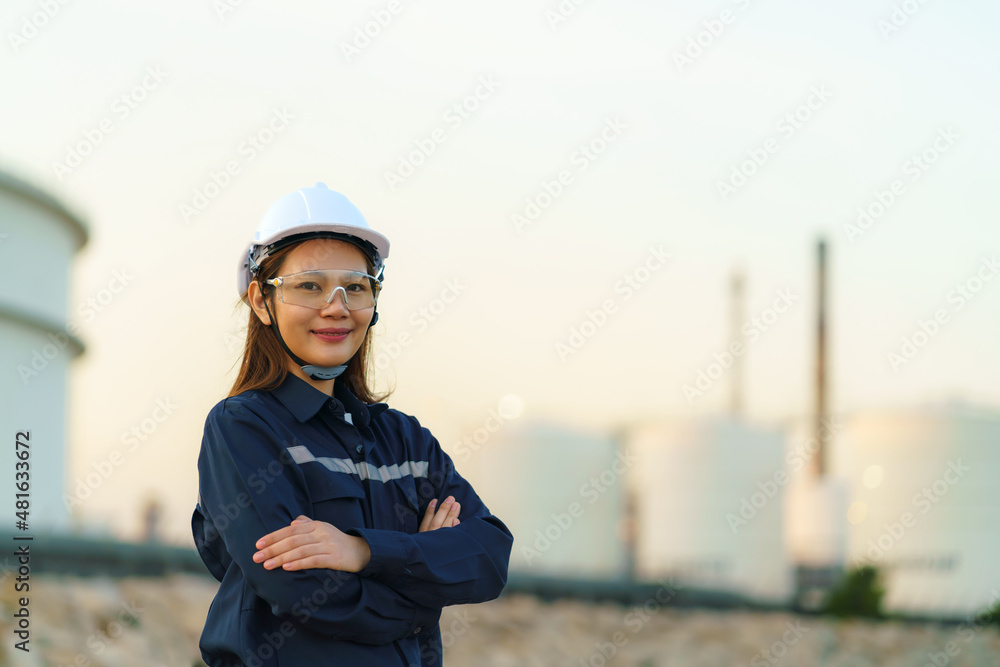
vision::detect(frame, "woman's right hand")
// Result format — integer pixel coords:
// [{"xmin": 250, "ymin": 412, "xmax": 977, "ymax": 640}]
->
[{"xmin": 418, "ymin": 496, "xmax": 461, "ymax": 532}]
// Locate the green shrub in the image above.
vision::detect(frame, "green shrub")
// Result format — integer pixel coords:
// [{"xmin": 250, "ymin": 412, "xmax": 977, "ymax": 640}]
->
[
  {"xmin": 823, "ymin": 565, "xmax": 885, "ymax": 618},
  {"xmin": 972, "ymin": 599, "xmax": 1000, "ymax": 628}
]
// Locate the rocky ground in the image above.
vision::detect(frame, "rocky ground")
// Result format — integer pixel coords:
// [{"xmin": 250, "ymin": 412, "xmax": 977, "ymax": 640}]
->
[{"xmin": 0, "ymin": 573, "xmax": 997, "ymax": 666}]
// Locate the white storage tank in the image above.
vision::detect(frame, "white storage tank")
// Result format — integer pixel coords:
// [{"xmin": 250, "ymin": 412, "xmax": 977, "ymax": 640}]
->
[
  {"xmin": 0, "ymin": 171, "xmax": 88, "ymax": 532},
  {"xmin": 624, "ymin": 416, "xmax": 794, "ymax": 604},
  {"xmin": 834, "ymin": 403, "xmax": 1000, "ymax": 619},
  {"xmin": 474, "ymin": 418, "xmax": 628, "ymax": 578},
  {"xmin": 782, "ymin": 414, "xmax": 850, "ymax": 568}
]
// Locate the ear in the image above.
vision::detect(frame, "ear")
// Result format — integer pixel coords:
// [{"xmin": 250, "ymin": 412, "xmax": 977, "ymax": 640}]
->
[{"xmin": 247, "ymin": 280, "xmax": 272, "ymax": 326}]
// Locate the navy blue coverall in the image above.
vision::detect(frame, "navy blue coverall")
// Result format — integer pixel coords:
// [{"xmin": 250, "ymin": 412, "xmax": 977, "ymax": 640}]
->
[{"xmin": 191, "ymin": 372, "xmax": 513, "ymax": 666}]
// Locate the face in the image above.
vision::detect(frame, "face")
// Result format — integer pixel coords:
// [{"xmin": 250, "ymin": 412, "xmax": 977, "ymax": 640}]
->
[{"xmin": 249, "ymin": 239, "xmax": 374, "ymax": 388}]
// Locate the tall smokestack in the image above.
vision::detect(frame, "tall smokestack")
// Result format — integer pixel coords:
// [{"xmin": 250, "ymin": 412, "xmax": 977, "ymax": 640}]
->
[
  {"xmin": 813, "ymin": 238, "xmax": 828, "ymax": 478},
  {"xmin": 730, "ymin": 268, "xmax": 745, "ymax": 418}
]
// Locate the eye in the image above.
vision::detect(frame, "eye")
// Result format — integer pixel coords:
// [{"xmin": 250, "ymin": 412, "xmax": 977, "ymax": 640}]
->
[
  {"xmin": 345, "ymin": 282, "xmax": 367, "ymax": 292},
  {"xmin": 293, "ymin": 281, "xmax": 321, "ymax": 291}
]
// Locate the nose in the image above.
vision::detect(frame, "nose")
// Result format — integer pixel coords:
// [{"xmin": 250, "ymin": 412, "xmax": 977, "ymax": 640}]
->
[{"xmin": 320, "ymin": 286, "xmax": 351, "ymax": 313}]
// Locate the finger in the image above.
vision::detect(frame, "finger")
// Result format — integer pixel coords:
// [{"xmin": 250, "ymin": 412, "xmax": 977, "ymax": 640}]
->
[
  {"xmin": 279, "ymin": 553, "xmax": 328, "ymax": 571},
  {"xmin": 440, "ymin": 502, "xmax": 460, "ymax": 529},
  {"xmin": 254, "ymin": 530, "xmax": 315, "ymax": 563},
  {"xmin": 429, "ymin": 496, "xmax": 456, "ymax": 530},
  {"xmin": 427, "ymin": 498, "xmax": 449, "ymax": 530},
  {"xmin": 254, "ymin": 535, "xmax": 306, "ymax": 564},
  {"xmin": 256, "ymin": 521, "xmax": 309, "ymax": 549},
  {"xmin": 261, "ymin": 542, "xmax": 325, "ymax": 570},
  {"xmin": 418, "ymin": 499, "xmax": 438, "ymax": 533},
  {"xmin": 258, "ymin": 531, "xmax": 325, "ymax": 567},
  {"xmin": 439, "ymin": 499, "xmax": 460, "ymax": 525}
]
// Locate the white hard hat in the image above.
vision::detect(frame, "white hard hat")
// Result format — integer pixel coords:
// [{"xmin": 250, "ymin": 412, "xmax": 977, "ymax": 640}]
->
[{"xmin": 237, "ymin": 182, "xmax": 390, "ymax": 296}]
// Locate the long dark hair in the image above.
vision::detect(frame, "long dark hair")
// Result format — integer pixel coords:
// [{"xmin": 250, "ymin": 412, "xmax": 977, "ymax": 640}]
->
[{"xmin": 227, "ymin": 242, "xmax": 392, "ymax": 404}]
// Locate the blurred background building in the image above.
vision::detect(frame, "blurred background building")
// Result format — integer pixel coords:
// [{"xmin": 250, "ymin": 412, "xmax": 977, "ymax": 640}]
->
[
  {"xmin": 0, "ymin": 170, "xmax": 88, "ymax": 534},
  {"xmin": 3, "ymin": 4, "xmax": 1000, "ymax": 662},
  {"xmin": 6, "ymin": 167, "xmax": 998, "ymax": 621},
  {"xmin": 472, "ymin": 238, "xmax": 1000, "ymax": 620},
  {"xmin": 834, "ymin": 404, "xmax": 1000, "ymax": 617},
  {"xmin": 477, "ymin": 419, "xmax": 628, "ymax": 578}
]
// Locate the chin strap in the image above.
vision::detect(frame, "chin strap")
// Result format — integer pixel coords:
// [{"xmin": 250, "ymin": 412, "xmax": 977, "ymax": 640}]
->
[{"xmin": 259, "ymin": 277, "xmax": 378, "ymax": 381}]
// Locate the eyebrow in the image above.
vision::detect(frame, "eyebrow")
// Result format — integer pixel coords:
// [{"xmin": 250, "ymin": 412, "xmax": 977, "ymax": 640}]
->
[{"xmin": 295, "ymin": 268, "xmax": 366, "ymax": 275}]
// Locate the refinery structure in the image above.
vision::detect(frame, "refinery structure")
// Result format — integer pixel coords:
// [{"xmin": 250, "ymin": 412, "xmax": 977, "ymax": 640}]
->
[
  {"xmin": 5, "ymin": 169, "xmax": 998, "ymax": 619},
  {"xmin": 479, "ymin": 239, "xmax": 1000, "ymax": 620},
  {"xmin": 0, "ymin": 170, "xmax": 88, "ymax": 534}
]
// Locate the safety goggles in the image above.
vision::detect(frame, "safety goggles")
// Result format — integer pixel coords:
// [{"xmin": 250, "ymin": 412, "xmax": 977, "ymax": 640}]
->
[{"xmin": 264, "ymin": 269, "xmax": 382, "ymax": 311}]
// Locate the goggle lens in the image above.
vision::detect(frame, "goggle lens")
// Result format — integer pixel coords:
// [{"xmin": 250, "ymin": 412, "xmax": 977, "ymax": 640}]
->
[{"xmin": 267, "ymin": 270, "xmax": 381, "ymax": 310}]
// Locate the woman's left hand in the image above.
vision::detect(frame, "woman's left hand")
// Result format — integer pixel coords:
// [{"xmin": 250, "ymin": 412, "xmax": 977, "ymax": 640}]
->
[{"xmin": 253, "ymin": 516, "xmax": 371, "ymax": 573}]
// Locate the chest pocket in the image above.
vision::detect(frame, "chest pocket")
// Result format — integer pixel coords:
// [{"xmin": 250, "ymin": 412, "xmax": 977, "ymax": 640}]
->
[
  {"xmin": 389, "ymin": 476, "xmax": 422, "ymax": 534},
  {"xmin": 302, "ymin": 464, "xmax": 367, "ymax": 531}
]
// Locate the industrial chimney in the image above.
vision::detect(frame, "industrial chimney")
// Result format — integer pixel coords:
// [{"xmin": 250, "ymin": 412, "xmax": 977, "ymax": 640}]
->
[
  {"xmin": 812, "ymin": 238, "xmax": 828, "ymax": 478},
  {"xmin": 729, "ymin": 268, "xmax": 745, "ymax": 419}
]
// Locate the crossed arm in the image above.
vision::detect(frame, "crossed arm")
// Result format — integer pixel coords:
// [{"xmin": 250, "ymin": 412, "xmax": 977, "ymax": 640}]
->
[
  {"xmin": 253, "ymin": 496, "xmax": 463, "ymax": 573},
  {"xmin": 202, "ymin": 403, "xmax": 510, "ymax": 618}
]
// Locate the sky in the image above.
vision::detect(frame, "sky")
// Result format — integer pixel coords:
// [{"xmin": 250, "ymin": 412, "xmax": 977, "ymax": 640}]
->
[{"xmin": 2, "ymin": 0, "xmax": 998, "ymax": 544}]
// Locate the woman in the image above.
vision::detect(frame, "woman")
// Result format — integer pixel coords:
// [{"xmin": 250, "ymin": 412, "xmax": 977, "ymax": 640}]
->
[{"xmin": 191, "ymin": 182, "xmax": 513, "ymax": 666}]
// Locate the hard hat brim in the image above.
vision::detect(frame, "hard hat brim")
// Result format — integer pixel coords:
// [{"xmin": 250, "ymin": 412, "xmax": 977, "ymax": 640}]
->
[
  {"xmin": 236, "ymin": 184, "xmax": 391, "ymax": 298},
  {"xmin": 237, "ymin": 224, "xmax": 389, "ymax": 297}
]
